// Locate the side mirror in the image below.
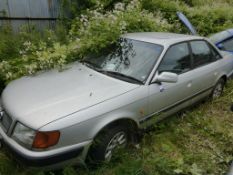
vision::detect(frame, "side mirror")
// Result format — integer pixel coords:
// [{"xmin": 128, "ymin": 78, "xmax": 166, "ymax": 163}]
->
[{"xmin": 151, "ymin": 72, "xmax": 178, "ymax": 83}]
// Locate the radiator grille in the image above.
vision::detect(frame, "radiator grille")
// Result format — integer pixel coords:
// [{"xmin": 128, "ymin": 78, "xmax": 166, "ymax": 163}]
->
[{"xmin": 0, "ymin": 111, "xmax": 12, "ymax": 133}]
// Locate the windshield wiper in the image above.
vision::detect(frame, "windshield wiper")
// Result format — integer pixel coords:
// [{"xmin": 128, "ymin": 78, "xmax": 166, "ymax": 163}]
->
[
  {"xmin": 100, "ymin": 70, "xmax": 143, "ymax": 85},
  {"xmin": 80, "ymin": 60, "xmax": 143, "ymax": 84}
]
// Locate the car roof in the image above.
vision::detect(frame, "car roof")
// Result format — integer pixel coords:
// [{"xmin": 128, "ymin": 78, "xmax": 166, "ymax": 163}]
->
[{"xmin": 123, "ymin": 32, "xmax": 204, "ymax": 46}]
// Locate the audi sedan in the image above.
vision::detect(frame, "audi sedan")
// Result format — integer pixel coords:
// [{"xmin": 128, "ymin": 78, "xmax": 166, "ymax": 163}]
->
[{"xmin": 0, "ymin": 32, "xmax": 233, "ymax": 168}]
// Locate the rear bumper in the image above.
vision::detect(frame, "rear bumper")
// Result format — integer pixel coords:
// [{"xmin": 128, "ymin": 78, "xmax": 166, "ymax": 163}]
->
[{"xmin": 0, "ymin": 126, "xmax": 92, "ymax": 168}]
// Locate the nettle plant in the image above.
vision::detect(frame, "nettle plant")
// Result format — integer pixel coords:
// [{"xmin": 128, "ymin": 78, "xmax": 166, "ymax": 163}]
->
[{"xmin": 0, "ymin": 0, "xmax": 172, "ymax": 84}]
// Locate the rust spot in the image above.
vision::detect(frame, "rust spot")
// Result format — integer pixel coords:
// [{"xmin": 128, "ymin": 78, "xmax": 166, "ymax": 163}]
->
[{"xmin": 139, "ymin": 108, "xmax": 145, "ymax": 116}]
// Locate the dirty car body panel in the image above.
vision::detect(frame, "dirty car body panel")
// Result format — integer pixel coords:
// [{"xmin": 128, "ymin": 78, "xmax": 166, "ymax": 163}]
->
[{"xmin": 0, "ymin": 32, "xmax": 233, "ymax": 167}]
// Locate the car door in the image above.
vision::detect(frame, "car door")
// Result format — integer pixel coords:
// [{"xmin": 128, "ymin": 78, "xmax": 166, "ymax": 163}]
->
[
  {"xmin": 188, "ymin": 40, "xmax": 222, "ymax": 102},
  {"xmin": 141, "ymin": 42, "xmax": 193, "ymax": 125}
]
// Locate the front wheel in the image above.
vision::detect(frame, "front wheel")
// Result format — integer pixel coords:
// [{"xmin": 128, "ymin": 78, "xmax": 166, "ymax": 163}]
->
[
  {"xmin": 211, "ymin": 78, "xmax": 225, "ymax": 99},
  {"xmin": 88, "ymin": 125, "xmax": 129, "ymax": 164}
]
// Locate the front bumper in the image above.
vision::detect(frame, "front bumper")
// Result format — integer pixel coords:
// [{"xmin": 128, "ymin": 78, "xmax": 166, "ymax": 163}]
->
[
  {"xmin": 2, "ymin": 140, "xmax": 84, "ymax": 167},
  {"xmin": 0, "ymin": 126, "xmax": 92, "ymax": 167}
]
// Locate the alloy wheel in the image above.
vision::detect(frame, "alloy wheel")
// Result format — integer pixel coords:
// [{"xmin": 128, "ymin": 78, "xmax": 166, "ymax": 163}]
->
[{"xmin": 104, "ymin": 131, "xmax": 127, "ymax": 162}]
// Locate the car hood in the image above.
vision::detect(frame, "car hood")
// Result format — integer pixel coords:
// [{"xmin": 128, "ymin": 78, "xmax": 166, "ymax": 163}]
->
[
  {"xmin": 1, "ymin": 62, "xmax": 139, "ymax": 129},
  {"xmin": 177, "ymin": 12, "xmax": 198, "ymax": 35}
]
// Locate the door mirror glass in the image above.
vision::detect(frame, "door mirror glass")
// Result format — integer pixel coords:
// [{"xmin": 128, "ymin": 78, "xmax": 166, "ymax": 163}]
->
[{"xmin": 152, "ymin": 72, "xmax": 178, "ymax": 83}]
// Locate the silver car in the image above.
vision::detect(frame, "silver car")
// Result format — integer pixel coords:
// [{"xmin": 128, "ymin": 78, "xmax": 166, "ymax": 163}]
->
[{"xmin": 0, "ymin": 32, "xmax": 233, "ymax": 168}]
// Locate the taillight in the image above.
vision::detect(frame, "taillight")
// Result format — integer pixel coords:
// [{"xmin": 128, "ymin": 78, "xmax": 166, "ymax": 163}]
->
[{"xmin": 32, "ymin": 131, "xmax": 60, "ymax": 149}]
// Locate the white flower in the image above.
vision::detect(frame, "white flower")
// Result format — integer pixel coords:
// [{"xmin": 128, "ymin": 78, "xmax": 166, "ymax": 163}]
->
[
  {"xmin": 6, "ymin": 72, "xmax": 13, "ymax": 79},
  {"xmin": 23, "ymin": 41, "xmax": 31, "ymax": 46},
  {"xmin": 80, "ymin": 14, "xmax": 88, "ymax": 23},
  {"xmin": 108, "ymin": 13, "xmax": 117, "ymax": 21},
  {"xmin": 19, "ymin": 50, "xmax": 24, "ymax": 55},
  {"xmin": 114, "ymin": 3, "xmax": 125, "ymax": 11},
  {"xmin": 127, "ymin": 0, "xmax": 140, "ymax": 10},
  {"xmin": 120, "ymin": 21, "xmax": 127, "ymax": 31}
]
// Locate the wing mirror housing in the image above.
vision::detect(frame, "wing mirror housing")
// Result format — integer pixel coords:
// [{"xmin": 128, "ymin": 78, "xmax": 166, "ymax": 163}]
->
[{"xmin": 151, "ymin": 72, "xmax": 178, "ymax": 84}]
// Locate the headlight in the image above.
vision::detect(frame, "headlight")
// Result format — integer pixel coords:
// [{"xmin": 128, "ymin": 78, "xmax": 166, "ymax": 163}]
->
[
  {"xmin": 12, "ymin": 123, "xmax": 36, "ymax": 148},
  {"xmin": 12, "ymin": 122, "xmax": 60, "ymax": 149}
]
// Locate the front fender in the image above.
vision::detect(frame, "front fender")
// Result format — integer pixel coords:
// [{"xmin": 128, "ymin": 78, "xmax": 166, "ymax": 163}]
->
[
  {"xmin": 39, "ymin": 110, "xmax": 140, "ymax": 150},
  {"xmin": 89, "ymin": 112, "xmax": 139, "ymax": 139}
]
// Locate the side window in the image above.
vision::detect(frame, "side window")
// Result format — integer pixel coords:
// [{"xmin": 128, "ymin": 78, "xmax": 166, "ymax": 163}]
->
[
  {"xmin": 158, "ymin": 42, "xmax": 191, "ymax": 74},
  {"xmin": 190, "ymin": 40, "xmax": 213, "ymax": 68},
  {"xmin": 208, "ymin": 43, "xmax": 222, "ymax": 61},
  {"xmin": 222, "ymin": 38, "xmax": 233, "ymax": 52}
]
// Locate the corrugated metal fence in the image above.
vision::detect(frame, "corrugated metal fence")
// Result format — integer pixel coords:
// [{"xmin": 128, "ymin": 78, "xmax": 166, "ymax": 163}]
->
[{"xmin": 0, "ymin": 0, "xmax": 61, "ymax": 31}]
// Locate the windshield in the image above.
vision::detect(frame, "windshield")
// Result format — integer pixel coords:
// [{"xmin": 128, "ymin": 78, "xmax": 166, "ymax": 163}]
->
[
  {"xmin": 209, "ymin": 31, "xmax": 231, "ymax": 44},
  {"xmin": 83, "ymin": 38, "xmax": 163, "ymax": 84}
]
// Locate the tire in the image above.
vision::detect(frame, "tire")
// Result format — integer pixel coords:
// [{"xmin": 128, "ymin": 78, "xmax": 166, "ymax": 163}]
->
[
  {"xmin": 88, "ymin": 125, "xmax": 129, "ymax": 164},
  {"xmin": 211, "ymin": 78, "xmax": 225, "ymax": 99}
]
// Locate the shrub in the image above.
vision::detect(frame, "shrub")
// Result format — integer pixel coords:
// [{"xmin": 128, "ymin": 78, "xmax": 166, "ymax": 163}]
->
[
  {"xmin": 141, "ymin": 0, "xmax": 233, "ymax": 36},
  {"xmin": 186, "ymin": 3, "xmax": 233, "ymax": 35},
  {"xmin": 0, "ymin": 0, "xmax": 171, "ymax": 84},
  {"xmin": 0, "ymin": 26, "xmax": 21, "ymax": 62}
]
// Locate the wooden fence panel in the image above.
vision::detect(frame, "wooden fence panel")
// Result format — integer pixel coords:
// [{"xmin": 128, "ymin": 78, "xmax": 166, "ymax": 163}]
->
[{"xmin": 0, "ymin": 0, "xmax": 60, "ymax": 32}]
